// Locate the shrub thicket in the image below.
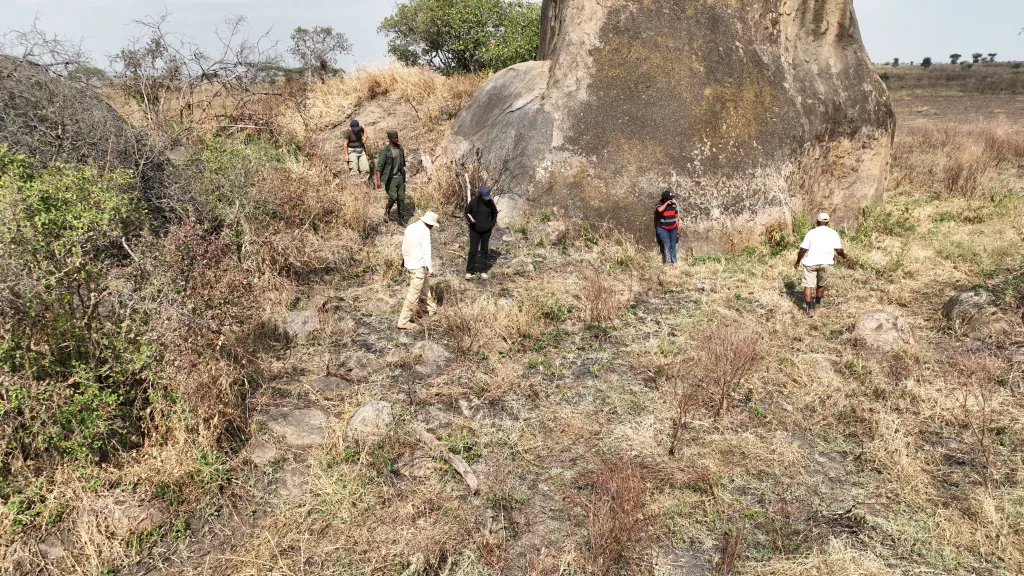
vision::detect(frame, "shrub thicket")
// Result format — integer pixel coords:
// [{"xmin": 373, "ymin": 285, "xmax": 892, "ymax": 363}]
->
[{"xmin": 0, "ymin": 146, "xmax": 150, "ymax": 462}]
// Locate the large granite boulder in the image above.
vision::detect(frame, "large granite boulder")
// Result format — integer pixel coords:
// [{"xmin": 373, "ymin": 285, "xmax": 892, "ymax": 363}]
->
[{"xmin": 445, "ymin": 0, "xmax": 895, "ymax": 251}]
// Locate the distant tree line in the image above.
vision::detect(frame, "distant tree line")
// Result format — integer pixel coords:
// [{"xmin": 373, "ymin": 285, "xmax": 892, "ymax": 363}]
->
[{"xmin": 884, "ymin": 52, "xmax": 1010, "ymax": 68}]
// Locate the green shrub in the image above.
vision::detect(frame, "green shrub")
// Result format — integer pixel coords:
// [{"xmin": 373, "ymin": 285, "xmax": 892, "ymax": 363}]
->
[
  {"xmin": 853, "ymin": 204, "xmax": 917, "ymax": 242},
  {"xmin": 379, "ymin": 0, "xmax": 541, "ymax": 75},
  {"xmin": 0, "ymin": 145, "xmax": 157, "ymax": 463}
]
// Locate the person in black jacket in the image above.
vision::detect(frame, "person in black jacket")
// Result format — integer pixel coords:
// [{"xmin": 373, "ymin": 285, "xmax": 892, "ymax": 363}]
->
[{"xmin": 464, "ymin": 186, "xmax": 499, "ymax": 280}]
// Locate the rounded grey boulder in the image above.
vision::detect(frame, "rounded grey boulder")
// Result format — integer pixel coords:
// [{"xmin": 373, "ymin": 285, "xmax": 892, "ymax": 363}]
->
[
  {"xmin": 445, "ymin": 0, "xmax": 895, "ymax": 251},
  {"xmin": 855, "ymin": 310, "xmax": 914, "ymax": 351},
  {"xmin": 346, "ymin": 401, "xmax": 395, "ymax": 446}
]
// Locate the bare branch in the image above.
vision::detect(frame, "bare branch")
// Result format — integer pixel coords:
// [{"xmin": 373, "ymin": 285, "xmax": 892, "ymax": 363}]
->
[{"xmin": 1, "ymin": 14, "xmax": 92, "ymax": 77}]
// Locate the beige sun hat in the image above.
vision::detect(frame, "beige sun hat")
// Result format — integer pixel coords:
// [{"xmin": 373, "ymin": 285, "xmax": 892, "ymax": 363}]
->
[
  {"xmin": 420, "ymin": 211, "xmax": 440, "ymax": 227},
  {"xmin": 817, "ymin": 212, "xmax": 831, "ymax": 223}
]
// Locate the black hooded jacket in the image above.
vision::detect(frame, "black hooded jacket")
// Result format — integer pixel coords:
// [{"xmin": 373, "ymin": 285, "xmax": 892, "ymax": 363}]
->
[{"xmin": 465, "ymin": 196, "xmax": 498, "ymax": 233}]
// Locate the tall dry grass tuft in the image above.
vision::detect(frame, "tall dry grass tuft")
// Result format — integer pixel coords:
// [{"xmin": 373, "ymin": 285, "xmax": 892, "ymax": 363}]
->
[
  {"xmin": 435, "ymin": 292, "xmax": 541, "ymax": 356},
  {"xmin": 581, "ymin": 268, "xmax": 631, "ymax": 327},
  {"xmin": 585, "ymin": 458, "xmax": 650, "ymax": 575},
  {"xmin": 893, "ymin": 122, "xmax": 1024, "ymax": 198},
  {"xmin": 297, "ymin": 65, "xmax": 484, "ymax": 139},
  {"xmin": 948, "ymin": 352, "xmax": 1006, "ymax": 490},
  {"xmin": 694, "ymin": 322, "xmax": 762, "ymax": 420}
]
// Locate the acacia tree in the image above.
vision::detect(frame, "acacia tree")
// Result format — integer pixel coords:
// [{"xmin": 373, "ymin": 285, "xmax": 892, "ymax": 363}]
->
[
  {"xmin": 288, "ymin": 26, "xmax": 352, "ymax": 79},
  {"xmin": 950, "ymin": 53, "xmax": 962, "ymax": 64},
  {"xmin": 973, "ymin": 52, "xmax": 984, "ymax": 63},
  {"xmin": 921, "ymin": 57, "xmax": 933, "ymax": 69},
  {"xmin": 892, "ymin": 57, "xmax": 900, "ymax": 67},
  {"xmin": 987, "ymin": 53, "xmax": 998, "ymax": 63},
  {"xmin": 379, "ymin": 0, "xmax": 541, "ymax": 75}
]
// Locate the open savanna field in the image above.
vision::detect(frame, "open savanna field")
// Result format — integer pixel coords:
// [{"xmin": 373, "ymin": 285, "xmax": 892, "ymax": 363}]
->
[{"xmin": 3, "ymin": 64, "xmax": 1024, "ymax": 576}]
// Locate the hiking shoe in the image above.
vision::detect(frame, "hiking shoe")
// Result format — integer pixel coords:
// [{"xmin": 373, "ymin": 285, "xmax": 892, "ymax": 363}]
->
[
  {"xmin": 397, "ymin": 322, "xmax": 418, "ymax": 330},
  {"xmin": 465, "ymin": 273, "xmax": 475, "ymax": 280},
  {"xmin": 480, "ymin": 273, "xmax": 489, "ymax": 280}
]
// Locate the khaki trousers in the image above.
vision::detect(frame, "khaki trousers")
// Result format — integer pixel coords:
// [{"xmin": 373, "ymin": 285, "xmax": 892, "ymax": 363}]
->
[
  {"xmin": 347, "ymin": 150, "xmax": 369, "ymax": 174},
  {"xmin": 398, "ymin": 267, "xmax": 437, "ymax": 325}
]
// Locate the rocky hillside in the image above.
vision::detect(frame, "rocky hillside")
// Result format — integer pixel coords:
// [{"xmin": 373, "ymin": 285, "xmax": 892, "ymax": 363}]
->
[{"xmin": 2, "ymin": 65, "xmax": 1024, "ymax": 576}]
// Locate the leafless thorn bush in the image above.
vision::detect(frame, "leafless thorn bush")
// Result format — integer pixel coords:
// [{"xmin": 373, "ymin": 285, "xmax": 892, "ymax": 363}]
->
[
  {"xmin": 109, "ymin": 9, "xmax": 285, "ymax": 139},
  {"xmin": 715, "ymin": 525, "xmax": 746, "ymax": 575},
  {"xmin": 586, "ymin": 457, "xmax": 650, "ymax": 575},
  {"xmin": 693, "ymin": 321, "xmax": 762, "ymax": 420},
  {"xmin": 0, "ymin": 15, "xmax": 91, "ymax": 77},
  {"xmin": 949, "ymin": 352, "xmax": 1005, "ymax": 490}
]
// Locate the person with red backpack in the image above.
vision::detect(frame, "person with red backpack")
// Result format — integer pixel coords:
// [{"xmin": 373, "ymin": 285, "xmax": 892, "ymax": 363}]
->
[{"xmin": 654, "ymin": 189, "xmax": 680, "ymax": 265}]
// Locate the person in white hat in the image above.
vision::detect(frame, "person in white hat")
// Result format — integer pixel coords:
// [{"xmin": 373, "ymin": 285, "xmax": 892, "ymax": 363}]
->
[
  {"xmin": 793, "ymin": 212, "xmax": 848, "ymax": 315},
  {"xmin": 398, "ymin": 211, "xmax": 440, "ymax": 329}
]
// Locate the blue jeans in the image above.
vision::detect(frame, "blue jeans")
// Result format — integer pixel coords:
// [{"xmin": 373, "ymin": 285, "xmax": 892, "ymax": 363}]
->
[{"xmin": 656, "ymin": 227, "xmax": 678, "ymax": 264}]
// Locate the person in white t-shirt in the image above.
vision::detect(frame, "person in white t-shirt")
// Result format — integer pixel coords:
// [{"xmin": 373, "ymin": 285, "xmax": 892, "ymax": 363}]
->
[{"xmin": 793, "ymin": 213, "xmax": 848, "ymax": 314}]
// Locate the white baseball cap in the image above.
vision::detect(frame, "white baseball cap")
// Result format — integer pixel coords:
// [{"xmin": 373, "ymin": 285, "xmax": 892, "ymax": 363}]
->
[{"xmin": 817, "ymin": 212, "xmax": 831, "ymax": 223}]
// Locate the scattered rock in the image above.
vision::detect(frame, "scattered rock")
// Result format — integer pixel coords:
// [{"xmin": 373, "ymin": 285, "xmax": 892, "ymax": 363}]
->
[
  {"xmin": 942, "ymin": 289, "xmax": 1016, "ymax": 341},
  {"xmin": 38, "ymin": 535, "xmax": 65, "ymax": 559},
  {"xmin": 266, "ymin": 408, "xmax": 336, "ymax": 449},
  {"xmin": 505, "ymin": 257, "xmax": 535, "ymax": 275},
  {"xmin": 247, "ymin": 438, "xmax": 279, "ymax": 465},
  {"xmin": 855, "ymin": 309, "xmax": 914, "ymax": 351},
  {"xmin": 307, "ymin": 376, "xmax": 352, "ymax": 394},
  {"xmin": 282, "ymin": 310, "xmax": 320, "ymax": 343},
  {"xmin": 410, "ymin": 341, "xmax": 451, "ymax": 376},
  {"xmin": 276, "ymin": 463, "xmax": 308, "ymax": 498},
  {"xmin": 107, "ymin": 500, "xmax": 168, "ymax": 538},
  {"xmin": 1011, "ymin": 347, "xmax": 1024, "ymax": 365},
  {"xmin": 500, "ymin": 231, "xmax": 520, "ymax": 244},
  {"xmin": 544, "ymin": 221, "xmax": 567, "ymax": 245},
  {"xmin": 406, "ymin": 151, "xmax": 434, "ymax": 179},
  {"xmin": 397, "ymin": 451, "xmax": 440, "ymax": 480},
  {"xmin": 346, "ymin": 401, "xmax": 395, "ymax": 446},
  {"xmin": 343, "ymin": 351, "xmax": 383, "ymax": 380}
]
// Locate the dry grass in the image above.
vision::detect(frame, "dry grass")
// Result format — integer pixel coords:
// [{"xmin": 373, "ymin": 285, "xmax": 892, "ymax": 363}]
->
[
  {"xmin": 585, "ymin": 458, "xmax": 650, "ymax": 575},
  {"xmin": 692, "ymin": 321, "xmax": 762, "ymax": 420},
  {"xmin": 10, "ymin": 65, "xmax": 1024, "ymax": 576},
  {"xmin": 893, "ymin": 121, "xmax": 1024, "ymax": 199}
]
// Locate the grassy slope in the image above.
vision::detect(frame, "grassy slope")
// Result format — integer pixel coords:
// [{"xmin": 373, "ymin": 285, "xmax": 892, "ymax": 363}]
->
[{"xmin": 4, "ymin": 66, "xmax": 1024, "ymax": 576}]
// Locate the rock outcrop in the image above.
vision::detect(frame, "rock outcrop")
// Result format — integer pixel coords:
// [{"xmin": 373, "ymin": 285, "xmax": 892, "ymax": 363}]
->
[
  {"xmin": 445, "ymin": 0, "xmax": 895, "ymax": 251},
  {"xmin": 942, "ymin": 289, "xmax": 1017, "ymax": 341},
  {"xmin": 855, "ymin": 309, "xmax": 914, "ymax": 351}
]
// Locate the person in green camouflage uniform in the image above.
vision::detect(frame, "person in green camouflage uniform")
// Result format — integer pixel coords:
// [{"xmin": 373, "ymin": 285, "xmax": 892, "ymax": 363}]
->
[{"xmin": 375, "ymin": 129, "xmax": 407, "ymax": 227}]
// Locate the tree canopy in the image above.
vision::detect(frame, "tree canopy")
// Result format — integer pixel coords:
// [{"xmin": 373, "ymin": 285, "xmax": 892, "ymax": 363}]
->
[
  {"xmin": 289, "ymin": 26, "xmax": 352, "ymax": 78},
  {"xmin": 378, "ymin": 0, "xmax": 541, "ymax": 75}
]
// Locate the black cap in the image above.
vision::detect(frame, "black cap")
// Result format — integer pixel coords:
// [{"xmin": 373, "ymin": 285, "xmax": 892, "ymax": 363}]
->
[{"xmin": 661, "ymin": 189, "xmax": 675, "ymax": 201}]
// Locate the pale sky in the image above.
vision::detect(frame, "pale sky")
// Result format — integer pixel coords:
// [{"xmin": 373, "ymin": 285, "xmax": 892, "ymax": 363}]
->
[{"xmin": 3, "ymin": 0, "xmax": 1023, "ymax": 70}]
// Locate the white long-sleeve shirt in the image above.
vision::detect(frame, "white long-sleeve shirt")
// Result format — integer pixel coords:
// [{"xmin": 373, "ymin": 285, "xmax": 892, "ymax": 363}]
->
[{"xmin": 402, "ymin": 220, "xmax": 433, "ymax": 273}]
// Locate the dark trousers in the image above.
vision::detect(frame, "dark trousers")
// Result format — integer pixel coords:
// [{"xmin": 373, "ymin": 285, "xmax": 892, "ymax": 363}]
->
[{"xmin": 467, "ymin": 229, "xmax": 492, "ymax": 273}]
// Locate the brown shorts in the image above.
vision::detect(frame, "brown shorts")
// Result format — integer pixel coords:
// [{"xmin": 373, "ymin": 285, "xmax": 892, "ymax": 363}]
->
[{"xmin": 802, "ymin": 264, "xmax": 833, "ymax": 289}]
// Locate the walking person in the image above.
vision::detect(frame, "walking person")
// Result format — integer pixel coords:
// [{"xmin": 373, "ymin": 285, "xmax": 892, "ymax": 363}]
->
[
  {"xmin": 376, "ymin": 129, "xmax": 407, "ymax": 227},
  {"xmin": 794, "ymin": 212, "xmax": 849, "ymax": 315},
  {"xmin": 654, "ymin": 189, "xmax": 680, "ymax": 265},
  {"xmin": 397, "ymin": 211, "xmax": 440, "ymax": 330},
  {"xmin": 464, "ymin": 186, "xmax": 499, "ymax": 280},
  {"xmin": 342, "ymin": 120, "xmax": 369, "ymax": 175}
]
